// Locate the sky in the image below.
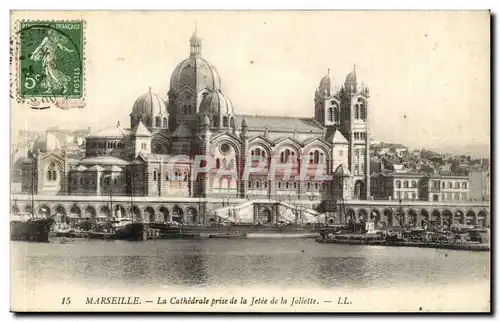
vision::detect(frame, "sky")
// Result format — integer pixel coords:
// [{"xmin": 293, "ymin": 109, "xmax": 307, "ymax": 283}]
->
[{"xmin": 10, "ymin": 11, "xmax": 490, "ymax": 154}]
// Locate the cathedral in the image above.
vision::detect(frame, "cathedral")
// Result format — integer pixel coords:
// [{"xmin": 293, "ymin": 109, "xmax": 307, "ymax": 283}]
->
[{"xmin": 22, "ymin": 28, "xmax": 371, "ymax": 206}]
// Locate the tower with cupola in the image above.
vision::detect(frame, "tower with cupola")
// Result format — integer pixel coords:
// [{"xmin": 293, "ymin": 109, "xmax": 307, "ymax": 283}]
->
[
  {"xmin": 338, "ymin": 65, "xmax": 371, "ymax": 200},
  {"xmin": 314, "ymin": 69, "xmax": 341, "ymax": 127}
]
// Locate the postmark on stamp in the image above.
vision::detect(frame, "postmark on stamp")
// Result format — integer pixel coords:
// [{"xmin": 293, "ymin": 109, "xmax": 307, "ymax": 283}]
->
[{"xmin": 12, "ymin": 20, "xmax": 86, "ymax": 109}]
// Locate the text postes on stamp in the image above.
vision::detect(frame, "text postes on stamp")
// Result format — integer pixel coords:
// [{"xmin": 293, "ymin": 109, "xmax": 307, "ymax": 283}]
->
[{"xmin": 15, "ymin": 20, "xmax": 85, "ymax": 109}]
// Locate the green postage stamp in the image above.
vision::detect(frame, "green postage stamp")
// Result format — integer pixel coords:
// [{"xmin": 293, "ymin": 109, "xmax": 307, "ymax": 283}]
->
[{"xmin": 13, "ymin": 20, "xmax": 86, "ymax": 108}]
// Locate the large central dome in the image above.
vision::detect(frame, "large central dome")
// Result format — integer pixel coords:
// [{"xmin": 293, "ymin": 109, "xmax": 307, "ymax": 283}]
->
[
  {"xmin": 169, "ymin": 28, "xmax": 222, "ymax": 92},
  {"xmin": 169, "ymin": 56, "xmax": 221, "ymax": 92}
]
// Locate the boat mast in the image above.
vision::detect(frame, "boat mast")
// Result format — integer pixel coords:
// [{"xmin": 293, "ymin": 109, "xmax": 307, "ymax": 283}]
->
[
  {"xmin": 109, "ymin": 187, "xmax": 113, "ymax": 218},
  {"xmin": 130, "ymin": 168, "xmax": 134, "ymax": 221},
  {"xmin": 31, "ymin": 158, "xmax": 35, "ymax": 219}
]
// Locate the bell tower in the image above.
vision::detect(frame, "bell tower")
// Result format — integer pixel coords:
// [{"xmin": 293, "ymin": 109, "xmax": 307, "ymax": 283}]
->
[
  {"xmin": 314, "ymin": 69, "xmax": 341, "ymax": 127},
  {"xmin": 339, "ymin": 65, "xmax": 371, "ymax": 199}
]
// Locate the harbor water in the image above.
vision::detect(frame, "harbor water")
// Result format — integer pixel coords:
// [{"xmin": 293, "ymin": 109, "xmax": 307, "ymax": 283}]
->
[{"xmin": 11, "ymin": 238, "xmax": 490, "ymax": 311}]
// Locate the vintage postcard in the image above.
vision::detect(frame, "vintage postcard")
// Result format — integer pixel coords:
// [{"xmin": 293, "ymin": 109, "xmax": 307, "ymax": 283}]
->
[{"xmin": 9, "ymin": 10, "xmax": 491, "ymax": 312}]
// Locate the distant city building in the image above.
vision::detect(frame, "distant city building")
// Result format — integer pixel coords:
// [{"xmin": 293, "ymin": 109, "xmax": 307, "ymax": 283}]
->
[
  {"xmin": 371, "ymin": 173, "xmax": 470, "ymax": 202},
  {"xmin": 419, "ymin": 175, "xmax": 470, "ymax": 202},
  {"xmin": 371, "ymin": 173, "xmax": 422, "ymax": 201},
  {"xmin": 468, "ymin": 169, "xmax": 490, "ymax": 202}
]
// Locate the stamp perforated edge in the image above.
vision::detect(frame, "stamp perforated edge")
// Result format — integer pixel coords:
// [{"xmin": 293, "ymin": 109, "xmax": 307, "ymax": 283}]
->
[{"xmin": 11, "ymin": 19, "xmax": 87, "ymax": 109}]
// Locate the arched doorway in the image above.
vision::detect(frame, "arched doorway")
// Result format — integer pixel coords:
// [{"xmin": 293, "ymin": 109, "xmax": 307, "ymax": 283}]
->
[
  {"xmin": 144, "ymin": 207, "xmax": 155, "ymax": 223},
  {"xmin": 407, "ymin": 209, "xmax": 418, "ymax": 227},
  {"xmin": 442, "ymin": 210, "xmax": 453, "ymax": 228},
  {"xmin": 98, "ymin": 206, "xmax": 111, "ymax": 221},
  {"xmin": 354, "ymin": 180, "xmax": 364, "ymax": 200},
  {"xmin": 54, "ymin": 204, "xmax": 67, "ymax": 223},
  {"xmin": 454, "ymin": 210, "xmax": 465, "ymax": 225},
  {"xmin": 477, "ymin": 210, "xmax": 488, "ymax": 228},
  {"xmin": 429, "ymin": 210, "xmax": 440, "ymax": 227},
  {"xmin": 69, "ymin": 205, "xmax": 82, "ymax": 223},
  {"xmin": 84, "ymin": 205, "xmax": 96, "ymax": 220},
  {"xmin": 394, "ymin": 209, "xmax": 405, "ymax": 227},
  {"xmin": 418, "ymin": 209, "xmax": 428, "ymax": 227},
  {"xmin": 38, "ymin": 204, "xmax": 51, "ymax": 218},
  {"xmin": 130, "ymin": 206, "xmax": 142, "ymax": 222},
  {"xmin": 466, "ymin": 210, "xmax": 476, "ymax": 226},
  {"xmin": 24, "ymin": 205, "xmax": 33, "ymax": 214},
  {"xmin": 345, "ymin": 208, "xmax": 356, "ymax": 224},
  {"xmin": 172, "ymin": 205, "xmax": 183, "ymax": 223},
  {"xmin": 114, "ymin": 205, "xmax": 127, "ymax": 218},
  {"xmin": 383, "ymin": 209, "xmax": 393, "ymax": 227},
  {"xmin": 370, "ymin": 209, "xmax": 381, "ymax": 227},
  {"xmin": 259, "ymin": 208, "xmax": 272, "ymax": 224},
  {"xmin": 358, "ymin": 209, "xmax": 369, "ymax": 223},
  {"xmin": 186, "ymin": 207, "xmax": 198, "ymax": 224},
  {"xmin": 158, "ymin": 206, "xmax": 169, "ymax": 223},
  {"xmin": 11, "ymin": 205, "xmax": 20, "ymax": 215}
]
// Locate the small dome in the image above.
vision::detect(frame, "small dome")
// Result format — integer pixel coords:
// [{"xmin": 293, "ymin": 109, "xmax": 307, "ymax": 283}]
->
[
  {"xmin": 202, "ymin": 114, "xmax": 210, "ymax": 126},
  {"xmin": 319, "ymin": 69, "xmax": 332, "ymax": 91},
  {"xmin": 33, "ymin": 132, "xmax": 61, "ymax": 153},
  {"xmin": 199, "ymin": 90, "xmax": 233, "ymax": 115},
  {"xmin": 169, "ymin": 57, "xmax": 221, "ymax": 92},
  {"xmin": 334, "ymin": 164, "xmax": 351, "ymax": 177},
  {"xmin": 131, "ymin": 89, "xmax": 167, "ymax": 117},
  {"xmin": 190, "ymin": 30, "xmax": 202, "ymax": 44},
  {"xmin": 345, "ymin": 65, "xmax": 357, "ymax": 87}
]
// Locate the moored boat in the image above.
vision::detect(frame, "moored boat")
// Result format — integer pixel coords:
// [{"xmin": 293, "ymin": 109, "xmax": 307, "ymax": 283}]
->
[{"xmin": 10, "ymin": 213, "xmax": 54, "ymax": 243}]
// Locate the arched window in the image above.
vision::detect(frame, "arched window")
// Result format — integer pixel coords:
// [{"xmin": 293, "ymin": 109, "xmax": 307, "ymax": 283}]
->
[
  {"xmin": 285, "ymin": 149, "xmax": 291, "ymax": 163},
  {"xmin": 328, "ymin": 108, "xmax": 333, "ymax": 122},
  {"xmin": 403, "ymin": 192, "xmax": 408, "ymax": 199},
  {"xmin": 447, "ymin": 182, "xmax": 452, "ymax": 189},
  {"xmin": 46, "ymin": 163, "xmax": 57, "ymax": 181},
  {"xmin": 277, "ymin": 182, "xmax": 281, "ymax": 189},
  {"xmin": 403, "ymin": 181, "xmax": 409, "ymax": 188},
  {"xmin": 360, "ymin": 104, "xmax": 366, "ymax": 120},
  {"xmin": 411, "ymin": 180, "xmax": 417, "ymax": 188},
  {"xmin": 153, "ymin": 170, "xmax": 157, "ymax": 181},
  {"xmin": 156, "ymin": 117, "xmax": 161, "ymax": 128},
  {"xmin": 293, "ymin": 182, "xmax": 297, "ymax": 189},
  {"xmin": 309, "ymin": 152, "xmax": 314, "ymax": 164},
  {"xmin": 216, "ymin": 158, "xmax": 220, "ymax": 169},
  {"xmin": 455, "ymin": 182, "xmax": 460, "ymax": 189},
  {"xmin": 223, "ymin": 117, "xmax": 228, "ymax": 127},
  {"xmin": 307, "ymin": 182, "xmax": 311, "ymax": 189},
  {"xmin": 256, "ymin": 181, "xmax": 260, "ymax": 189},
  {"xmin": 264, "ymin": 181, "xmax": 268, "ymax": 189},
  {"xmin": 455, "ymin": 193, "xmax": 460, "ymax": 200},
  {"xmin": 396, "ymin": 180, "xmax": 401, "ymax": 188},
  {"xmin": 248, "ymin": 181, "xmax": 252, "ymax": 188},
  {"xmin": 315, "ymin": 182, "xmax": 319, "ymax": 189},
  {"xmin": 313, "ymin": 150, "xmax": 320, "ymax": 164},
  {"xmin": 355, "ymin": 104, "xmax": 360, "ymax": 119},
  {"xmin": 433, "ymin": 194, "xmax": 439, "ymax": 201},
  {"xmin": 280, "ymin": 152, "xmax": 285, "ymax": 163},
  {"xmin": 255, "ymin": 148, "xmax": 260, "ymax": 156},
  {"xmin": 334, "ymin": 107, "xmax": 339, "ymax": 123},
  {"xmin": 163, "ymin": 118, "xmax": 168, "ymax": 128},
  {"xmin": 462, "ymin": 182, "xmax": 467, "ymax": 189}
]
